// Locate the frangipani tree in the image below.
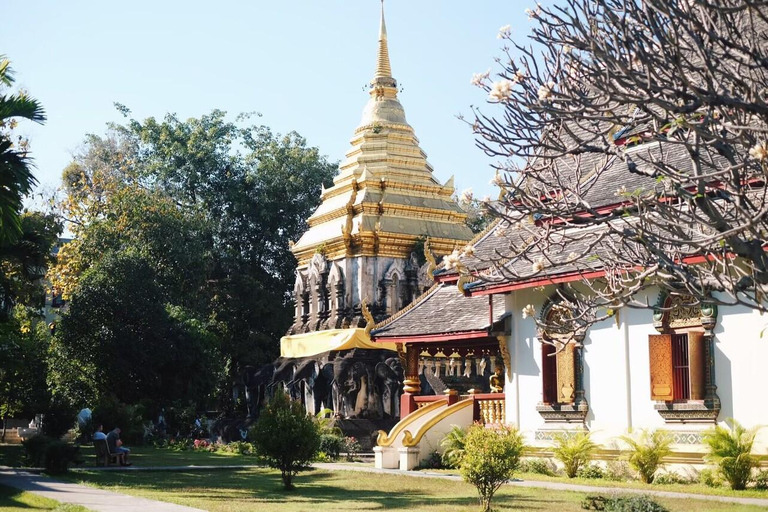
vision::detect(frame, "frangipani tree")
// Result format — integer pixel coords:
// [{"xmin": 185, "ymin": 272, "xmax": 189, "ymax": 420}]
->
[{"xmin": 466, "ymin": 1, "xmax": 768, "ymax": 334}]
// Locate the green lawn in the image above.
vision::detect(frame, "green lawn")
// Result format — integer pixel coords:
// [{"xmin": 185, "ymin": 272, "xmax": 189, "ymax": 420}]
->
[
  {"xmin": 0, "ymin": 484, "xmax": 90, "ymax": 512},
  {"xmin": 63, "ymin": 467, "xmax": 766, "ymax": 512}
]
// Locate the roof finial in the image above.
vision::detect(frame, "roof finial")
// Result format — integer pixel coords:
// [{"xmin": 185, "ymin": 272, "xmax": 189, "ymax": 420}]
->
[{"xmin": 374, "ymin": 0, "xmax": 393, "ymax": 80}]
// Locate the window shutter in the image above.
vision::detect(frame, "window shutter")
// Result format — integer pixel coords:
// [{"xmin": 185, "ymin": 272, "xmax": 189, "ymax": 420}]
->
[
  {"xmin": 556, "ymin": 342, "xmax": 576, "ymax": 404},
  {"xmin": 542, "ymin": 343, "xmax": 557, "ymax": 404},
  {"xmin": 688, "ymin": 331, "xmax": 706, "ymax": 400},
  {"xmin": 649, "ymin": 334, "xmax": 674, "ymax": 401}
]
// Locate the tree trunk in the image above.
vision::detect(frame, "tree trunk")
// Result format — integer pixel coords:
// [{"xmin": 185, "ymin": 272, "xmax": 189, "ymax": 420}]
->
[
  {"xmin": 1, "ymin": 413, "xmax": 7, "ymax": 443},
  {"xmin": 281, "ymin": 469, "xmax": 294, "ymax": 490}
]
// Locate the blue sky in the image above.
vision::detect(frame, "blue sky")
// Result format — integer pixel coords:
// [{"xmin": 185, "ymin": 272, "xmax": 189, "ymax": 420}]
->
[{"xmin": 2, "ymin": 1, "xmax": 541, "ymax": 202}]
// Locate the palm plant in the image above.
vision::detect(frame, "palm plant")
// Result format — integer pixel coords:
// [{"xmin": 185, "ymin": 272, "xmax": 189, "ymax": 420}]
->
[
  {"xmin": 703, "ymin": 419, "xmax": 760, "ymax": 490},
  {"xmin": 619, "ymin": 429, "xmax": 673, "ymax": 484},
  {"xmin": 552, "ymin": 431, "xmax": 598, "ymax": 478},
  {"xmin": 440, "ymin": 425, "xmax": 467, "ymax": 468},
  {"xmin": 0, "ymin": 55, "xmax": 46, "ymax": 245}
]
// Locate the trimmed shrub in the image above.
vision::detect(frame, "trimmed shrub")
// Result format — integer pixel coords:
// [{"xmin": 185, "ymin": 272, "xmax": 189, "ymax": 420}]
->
[
  {"xmin": 251, "ymin": 391, "xmax": 320, "ymax": 490},
  {"xmin": 460, "ymin": 425, "xmax": 526, "ymax": 512},
  {"xmin": 703, "ymin": 418, "xmax": 759, "ymax": 490},
  {"xmin": 578, "ymin": 463, "xmax": 605, "ymax": 479},
  {"xmin": 619, "ymin": 429, "xmax": 672, "ymax": 484},
  {"xmin": 440, "ymin": 425, "xmax": 467, "ymax": 469},
  {"xmin": 582, "ymin": 494, "xmax": 668, "ymax": 512},
  {"xmin": 22, "ymin": 435, "xmax": 80, "ymax": 474},
  {"xmin": 519, "ymin": 457, "xmax": 557, "ymax": 476},
  {"xmin": 553, "ymin": 431, "xmax": 598, "ymax": 478}
]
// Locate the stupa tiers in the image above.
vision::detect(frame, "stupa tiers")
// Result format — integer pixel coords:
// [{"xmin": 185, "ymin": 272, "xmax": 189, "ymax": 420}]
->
[{"xmin": 284, "ymin": 2, "xmax": 473, "ymax": 342}]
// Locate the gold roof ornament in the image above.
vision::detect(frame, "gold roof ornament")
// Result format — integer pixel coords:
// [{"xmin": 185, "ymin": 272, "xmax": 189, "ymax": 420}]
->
[{"xmin": 374, "ymin": 0, "xmax": 393, "ymax": 81}]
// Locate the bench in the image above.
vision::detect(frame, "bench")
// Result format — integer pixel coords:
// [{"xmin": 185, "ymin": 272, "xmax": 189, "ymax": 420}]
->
[{"xmin": 93, "ymin": 439, "xmax": 122, "ymax": 466}]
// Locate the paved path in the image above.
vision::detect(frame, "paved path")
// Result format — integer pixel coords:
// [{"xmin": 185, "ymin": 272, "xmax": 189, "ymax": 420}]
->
[
  {"xmin": 0, "ymin": 469, "xmax": 204, "ymax": 512},
  {"xmin": 315, "ymin": 463, "xmax": 768, "ymax": 508}
]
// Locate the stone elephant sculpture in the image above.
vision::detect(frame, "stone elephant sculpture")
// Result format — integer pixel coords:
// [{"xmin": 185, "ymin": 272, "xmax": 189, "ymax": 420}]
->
[
  {"xmin": 333, "ymin": 353, "xmax": 375, "ymax": 419},
  {"xmin": 241, "ymin": 364, "xmax": 275, "ymax": 419},
  {"xmin": 375, "ymin": 357, "xmax": 404, "ymax": 419},
  {"xmin": 269, "ymin": 359, "xmax": 297, "ymax": 399}
]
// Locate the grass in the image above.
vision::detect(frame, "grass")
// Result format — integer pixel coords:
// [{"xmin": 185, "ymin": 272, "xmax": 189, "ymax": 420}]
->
[
  {"xmin": 413, "ymin": 465, "xmax": 768, "ymax": 500},
  {"xmin": 0, "ymin": 443, "xmax": 262, "ymax": 468},
  {"xmin": 0, "ymin": 484, "xmax": 90, "ymax": 511},
  {"xmin": 62, "ymin": 466, "xmax": 767, "ymax": 512}
]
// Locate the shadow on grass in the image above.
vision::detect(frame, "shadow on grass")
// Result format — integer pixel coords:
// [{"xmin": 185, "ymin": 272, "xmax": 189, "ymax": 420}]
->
[
  {"xmin": 0, "ymin": 445, "xmax": 26, "ymax": 468},
  {"xmin": 67, "ymin": 468, "xmax": 563, "ymax": 510},
  {"xmin": 0, "ymin": 484, "xmax": 43, "ymax": 510}
]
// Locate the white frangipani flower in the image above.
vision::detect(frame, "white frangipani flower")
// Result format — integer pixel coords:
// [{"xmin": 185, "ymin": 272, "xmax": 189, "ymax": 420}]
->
[
  {"xmin": 615, "ymin": 185, "xmax": 628, "ymax": 197},
  {"xmin": 750, "ymin": 141, "xmax": 768, "ymax": 162},
  {"xmin": 490, "ymin": 173, "xmax": 504, "ymax": 187},
  {"xmin": 489, "ymin": 80, "xmax": 514, "ymax": 102},
  {"xmin": 515, "ymin": 70, "xmax": 527, "ymax": 81},
  {"xmin": 497, "ymin": 24, "xmax": 512, "ymax": 39},
  {"xmin": 481, "ymin": 195, "xmax": 492, "ymax": 204},
  {"xmin": 522, "ymin": 304, "xmax": 536, "ymax": 319},
  {"xmin": 459, "ymin": 188, "xmax": 474, "ymax": 203},
  {"xmin": 461, "ymin": 245, "xmax": 476, "ymax": 257},
  {"xmin": 443, "ymin": 250, "xmax": 461, "ymax": 270},
  {"xmin": 537, "ymin": 81, "xmax": 555, "ymax": 101},
  {"xmin": 532, "ymin": 257, "xmax": 546, "ymax": 273},
  {"xmin": 525, "ymin": 6, "xmax": 542, "ymax": 19},
  {"xmin": 568, "ymin": 251, "xmax": 579, "ymax": 261},
  {"xmin": 470, "ymin": 69, "xmax": 491, "ymax": 87},
  {"xmin": 563, "ymin": 44, "xmax": 572, "ymax": 54}
]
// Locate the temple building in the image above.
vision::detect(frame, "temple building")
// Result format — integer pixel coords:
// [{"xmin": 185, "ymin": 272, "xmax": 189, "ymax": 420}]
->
[
  {"xmin": 371, "ymin": 144, "xmax": 768, "ymax": 471},
  {"xmin": 271, "ymin": 3, "xmax": 473, "ymax": 428}
]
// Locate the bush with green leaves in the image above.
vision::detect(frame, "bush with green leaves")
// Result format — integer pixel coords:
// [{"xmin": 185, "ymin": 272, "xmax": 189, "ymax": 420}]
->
[
  {"xmin": 753, "ymin": 469, "xmax": 768, "ymax": 490},
  {"xmin": 440, "ymin": 425, "xmax": 467, "ymax": 469},
  {"xmin": 652, "ymin": 471, "xmax": 689, "ymax": 486},
  {"xmin": 460, "ymin": 425, "xmax": 526, "ymax": 512},
  {"xmin": 577, "ymin": 463, "xmax": 605, "ymax": 479},
  {"xmin": 344, "ymin": 436, "xmax": 361, "ymax": 462},
  {"xmin": 40, "ymin": 399, "xmax": 77, "ymax": 440},
  {"xmin": 582, "ymin": 494, "xmax": 668, "ymax": 512},
  {"xmin": 619, "ymin": 429, "xmax": 672, "ymax": 484},
  {"xmin": 697, "ymin": 468, "xmax": 722, "ymax": 488},
  {"xmin": 552, "ymin": 431, "xmax": 598, "ymax": 478},
  {"xmin": 519, "ymin": 457, "xmax": 557, "ymax": 476},
  {"xmin": 318, "ymin": 434, "xmax": 344, "ymax": 461},
  {"xmin": 702, "ymin": 419, "xmax": 759, "ymax": 490},
  {"xmin": 22, "ymin": 434, "xmax": 80, "ymax": 474},
  {"xmin": 251, "ymin": 391, "xmax": 320, "ymax": 489}
]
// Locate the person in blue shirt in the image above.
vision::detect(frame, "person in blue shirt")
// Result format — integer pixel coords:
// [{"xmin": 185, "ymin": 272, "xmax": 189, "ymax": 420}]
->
[
  {"xmin": 93, "ymin": 424, "xmax": 107, "ymax": 441},
  {"xmin": 106, "ymin": 427, "xmax": 131, "ymax": 466}
]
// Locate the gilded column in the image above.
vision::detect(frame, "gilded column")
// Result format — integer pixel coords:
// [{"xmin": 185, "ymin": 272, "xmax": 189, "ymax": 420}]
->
[{"xmin": 400, "ymin": 343, "xmax": 420, "ymax": 417}]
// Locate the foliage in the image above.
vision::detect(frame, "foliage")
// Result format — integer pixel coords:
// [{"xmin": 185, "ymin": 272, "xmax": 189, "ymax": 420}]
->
[
  {"xmin": 652, "ymin": 471, "xmax": 690, "ymax": 486},
  {"xmin": 49, "ymin": 250, "xmax": 220, "ymax": 411},
  {"xmin": 40, "ymin": 398, "xmax": 77, "ymax": 440},
  {"xmin": 440, "ymin": 425, "xmax": 467, "ymax": 469},
  {"xmin": 697, "ymin": 468, "xmax": 723, "ymax": 488},
  {"xmin": 519, "ymin": 457, "xmax": 557, "ymax": 476},
  {"xmin": 468, "ymin": 0, "xmax": 768, "ymax": 332},
  {"xmin": 90, "ymin": 397, "xmax": 146, "ymax": 444},
  {"xmin": 582, "ymin": 494, "xmax": 668, "ymax": 512},
  {"xmin": 459, "ymin": 424, "xmax": 526, "ymax": 512},
  {"xmin": 552, "ymin": 431, "xmax": 598, "ymax": 479},
  {"xmin": 577, "ymin": 463, "xmax": 605, "ymax": 479},
  {"xmin": 318, "ymin": 434, "xmax": 344, "ymax": 461},
  {"xmin": 619, "ymin": 429, "xmax": 673, "ymax": 484},
  {"xmin": 702, "ymin": 419, "xmax": 759, "ymax": 490},
  {"xmin": 752, "ymin": 469, "xmax": 768, "ymax": 490},
  {"xmin": 22, "ymin": 434, "xmax": 80, "ymax": 474},
  {"xmin": 343, "ymin": 436, "xmax": 361, "ymax": 462},
  {"xmin": 51, "ymin": 108, "xmax": 336, "ymax": 414},
  {"xmin": 250, "ymin": 391, "xmax": 320, "ymax": 489},
  {"xmin": 604, "ymin": 460, "xmax": 634, "ymax": 482},
  {"xmin": 0, "ymin": 55, "xmax": 45, "ymax": 245},
  {"xmin": 456, "ymin": 192, "xmax": 493, "ymax": 234},
  {"xmin": 418, "ymin": 451, "xmax": 444, "ymax": 470}
]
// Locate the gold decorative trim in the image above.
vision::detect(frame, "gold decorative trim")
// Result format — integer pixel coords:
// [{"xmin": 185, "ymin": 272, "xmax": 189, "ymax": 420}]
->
[
  {"xmin": 497, "ymin": 336, "xmax": 511, "ymax": 379},
  {"xmin": 402, "ymin": 399, "xmax": 474, "ymax": 447},
  {"xmin": 371, "ymin": 282, "xmax": 442, "ymax": 332},
  {"xmin": 424, "ymin": 237, "xmax": 438, "ymax": 275},
  {"xmin": 376, "ymin": 399, "xmax": 448, "ymax": 447},
  {"xmin": 362, "ymin": 299, "xmax": 375, "ymax": 336}
]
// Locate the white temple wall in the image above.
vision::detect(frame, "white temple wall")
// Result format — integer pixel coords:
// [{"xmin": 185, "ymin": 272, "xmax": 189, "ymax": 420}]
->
[{"xmin": 503, "ymin": 285, "xmax": 768, "ymax": 457}]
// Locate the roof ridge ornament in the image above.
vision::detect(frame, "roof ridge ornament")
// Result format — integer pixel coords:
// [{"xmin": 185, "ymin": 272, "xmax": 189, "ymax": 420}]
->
[{"xmin": 371, "ymin": 0, "xmax": 397, "ymax": 90}]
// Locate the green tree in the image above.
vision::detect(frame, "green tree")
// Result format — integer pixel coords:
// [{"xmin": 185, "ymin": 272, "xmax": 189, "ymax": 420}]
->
[
  {"xmin": 460, "ymin": 424, "xmax": 525, "ymax": 512},
  {"xmin": 251, "ymin": 391, "xmax": 320, "ymax": 490},
  {"xmin": 0, "ymin": 55, "xmax": 46, "ymax": 244},
  {"xmin": 49, "ymin": 251, "xmax": 220, "ymax": 411}
]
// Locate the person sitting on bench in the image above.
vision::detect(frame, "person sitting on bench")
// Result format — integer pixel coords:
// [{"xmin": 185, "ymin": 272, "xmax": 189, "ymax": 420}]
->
[{"xmin": 106, "ymin": 427, "xmax": 132, "ymax": 466}]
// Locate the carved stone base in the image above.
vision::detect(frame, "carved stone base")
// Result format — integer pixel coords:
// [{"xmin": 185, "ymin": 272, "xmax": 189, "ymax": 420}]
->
[
  {"xmin": 536, "ymin": 402, "xmax": 589, "ymax": 424},
  {"xmin": 333, "ymin": 418, "xmax": 399, "ymax": 451},
  {"xmin": 654, "ymin": 399, "xmax": 720, "ymax": 423}
]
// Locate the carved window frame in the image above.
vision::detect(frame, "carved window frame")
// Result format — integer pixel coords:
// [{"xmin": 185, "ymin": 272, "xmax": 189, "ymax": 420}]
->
[
  {"xmin": 650, "ymin": 292, "xmax": 721, "ymax": 423},
  {"xmin": 535, "ymin": 296, "xmax": 589, "ymax": 424}
]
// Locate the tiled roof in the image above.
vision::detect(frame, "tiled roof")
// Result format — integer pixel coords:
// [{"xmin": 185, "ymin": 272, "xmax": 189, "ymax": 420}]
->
[{"xmin": 372, "ymin": 283, "xmax": 506, "ymax": 338}]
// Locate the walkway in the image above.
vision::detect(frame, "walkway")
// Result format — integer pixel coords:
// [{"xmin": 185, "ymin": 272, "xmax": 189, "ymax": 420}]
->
[
  {"xmin": 0, "ymin": 469, "xmax": 204, "ymax": 512},
  {"xmin": 314, "ymin": 462, "xmax": 768, "ymax": 508}
]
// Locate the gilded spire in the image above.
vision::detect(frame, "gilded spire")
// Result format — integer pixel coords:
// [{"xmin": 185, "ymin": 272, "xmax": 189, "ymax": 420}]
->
[{"xmin": 375, "ymin": 0, "xmax": 392, "ymax": 79}]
